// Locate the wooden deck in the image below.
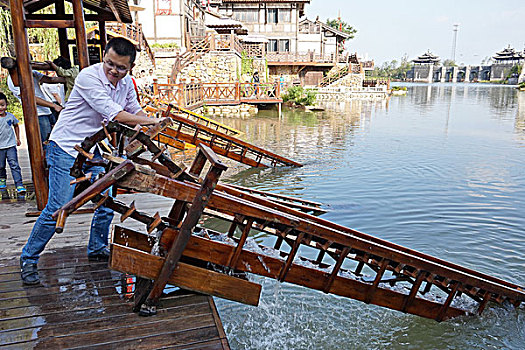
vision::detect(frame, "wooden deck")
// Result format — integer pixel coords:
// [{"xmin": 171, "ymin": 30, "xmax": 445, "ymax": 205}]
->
[{"xmin": 0, "ymin": 167, "xmax": 230, "ymax": 349}]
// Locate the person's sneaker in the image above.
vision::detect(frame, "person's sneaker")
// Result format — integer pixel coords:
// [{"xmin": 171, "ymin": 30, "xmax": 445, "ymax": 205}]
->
[
  {"xmin": 16, "ymin": 186, "xmax": 27, "ymax": 194},
  {"xmin": 0, "ymin": 179, "xmax": 6, "ymax": 189},
  {"xmin": 20, "ymin": 259, "xmax": 40, "ymax": 285},
  {"xmin": 88, "ymin": 248, "xmax": 110, "ymax": 262}
]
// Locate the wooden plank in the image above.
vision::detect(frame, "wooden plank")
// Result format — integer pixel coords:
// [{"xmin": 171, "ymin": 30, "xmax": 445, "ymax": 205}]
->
[{"xmin": 110, "ymin": 243, "xmax": 261, "ymax": 306}]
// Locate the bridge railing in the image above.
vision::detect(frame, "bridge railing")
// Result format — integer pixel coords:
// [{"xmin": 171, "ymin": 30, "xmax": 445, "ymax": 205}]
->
[{"xmin": 152, "ymin": 81, "xmax": 282, "ymax": 108}]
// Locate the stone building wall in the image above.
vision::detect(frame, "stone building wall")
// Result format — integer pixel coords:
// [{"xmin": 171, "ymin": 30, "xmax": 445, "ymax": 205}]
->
[
  {"xmin": 329, "ymin": 72, "xmax": 364, "ymax": 88},
  {"xmin": 179, "ymin": 51, "xmax": 241, "ymax": 83},
  {"xmin": 194, "ymin": 103, "xmax": 258, "ymax": 118}
]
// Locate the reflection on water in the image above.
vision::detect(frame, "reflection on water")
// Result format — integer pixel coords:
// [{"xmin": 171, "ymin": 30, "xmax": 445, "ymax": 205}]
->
[{"xmin": 214, "ymin": 84, "xmax": 525, "ymax": 350}]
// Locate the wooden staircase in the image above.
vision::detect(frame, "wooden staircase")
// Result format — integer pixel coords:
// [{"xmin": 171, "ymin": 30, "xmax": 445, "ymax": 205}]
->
[
  {"xmin": 106, "ymin": 22, "xmax": 155, "ymax": 65},
  {"xmin": 170, "ymin": 36, "xmax": 211, "ymax": 83},
  {"xmin": 319, "ymin": 65, "xmax": 349, "ymax": 87}
]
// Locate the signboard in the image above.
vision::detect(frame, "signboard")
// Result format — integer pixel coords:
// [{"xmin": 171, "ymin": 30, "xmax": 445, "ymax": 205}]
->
[
  {"xmin": 72, "ymin": 45, "xmax": 102, "ymax": 65},
  {"xmin": 156, "ymin": 0, "xmax": 172, "ymax": 15}
]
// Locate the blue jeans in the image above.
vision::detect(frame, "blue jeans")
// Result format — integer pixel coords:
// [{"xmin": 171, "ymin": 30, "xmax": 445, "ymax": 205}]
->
[
  {"xmin": 0, "ymin": 146, "xmax": 23, "ymax": 187},
  {"xmin": 21, "ymin": 141, "xmax": 114, "ymax": 264},
  {"xmin": 38, "ymin": 114, "xmax": 53, "ymax": 142}
]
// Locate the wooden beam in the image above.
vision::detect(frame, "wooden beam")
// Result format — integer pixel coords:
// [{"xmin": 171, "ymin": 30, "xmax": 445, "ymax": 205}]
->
[
  {"xmin": 99, "ymin": 21, "xmax": 107, "ymax": 52},
  {"xmin": 110, "ymin": 243, "xmax": 261, "ymax": 306},
  {"xmin": 55, "ymin": 0, "xmax": 70, "ymax": 60},
  {"xmin": 106, "ymin": 0, "xmax": 122, "ymax": 23},
  {"xmin": 24, "ymin": 0, "xmax": 55, "ymax": 13},
  {"xmin": 25, "ymin": 13, "xmax": 116, "ymax": 22},
  {"xmin": 24, "ymin": 19, "xmax": 75, "ymax": 28},
  {"xmin": 9, "ymin": 0, "xmax": 48, "ymax": 210},
  {"xmin": 72, "ymin": 0, "xmax": 90, "ymax": 68}
]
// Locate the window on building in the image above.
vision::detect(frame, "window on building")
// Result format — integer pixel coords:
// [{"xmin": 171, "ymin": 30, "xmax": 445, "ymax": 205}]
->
[
  {"xmin": 233, "ymin": 9, "xmax": 258, "ymax": 23},
  {"xmin": 278, "ymin": 9, "xmax": 291, "ymax": 23},
  {"xmin": 268, "ymin": 39, "xmax": 278, "ymax": 52},
  {"xmin": 267, "ymin": 8, "xmax": 278, "ymax": 23},
  {"xmin": 279, "ymin": 39, "xmax": 290, "ymax": 52}
]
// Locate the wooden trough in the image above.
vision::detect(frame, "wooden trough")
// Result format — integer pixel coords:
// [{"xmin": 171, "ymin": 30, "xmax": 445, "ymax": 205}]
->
[{"xmin": 55, "ymin": 120, "xmax": 525, "ymax": 322}]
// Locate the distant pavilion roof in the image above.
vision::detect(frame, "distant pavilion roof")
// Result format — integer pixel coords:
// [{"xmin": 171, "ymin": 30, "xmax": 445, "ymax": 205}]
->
[
  {"xmin": 493, "ymin": 46, "xmax": 525, "ymax": 61},
  {"xmin": 412, "ymin": 51, "xmax": 440, "ymax": 64}
]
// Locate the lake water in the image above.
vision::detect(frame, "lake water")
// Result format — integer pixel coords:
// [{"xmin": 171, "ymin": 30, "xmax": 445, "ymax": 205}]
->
[{"xmin": 212, "ymin": 84, "xmax": 525, "ymax": 350}]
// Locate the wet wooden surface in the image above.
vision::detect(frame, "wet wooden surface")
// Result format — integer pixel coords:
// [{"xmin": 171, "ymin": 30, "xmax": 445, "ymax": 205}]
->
[{"xmin": 0, "ymin": 194, "xmax": 230, "ymax": 349}]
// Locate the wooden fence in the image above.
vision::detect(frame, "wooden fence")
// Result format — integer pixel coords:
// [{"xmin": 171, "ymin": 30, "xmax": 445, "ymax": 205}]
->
[{"xmin": 153, "ymin": 81, "xmax": 282, "ymax": 108}]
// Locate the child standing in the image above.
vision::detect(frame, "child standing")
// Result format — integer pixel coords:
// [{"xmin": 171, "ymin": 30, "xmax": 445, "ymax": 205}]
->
[{"xmin": 0, "ymin": 92, "xmax": 26, "ymax": 194}]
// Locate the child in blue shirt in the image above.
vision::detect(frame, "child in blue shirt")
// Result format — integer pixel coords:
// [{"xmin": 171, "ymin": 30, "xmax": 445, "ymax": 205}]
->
[{"xmin": 0, "ymin": 92, "xmax": 26, "ymax": 194}]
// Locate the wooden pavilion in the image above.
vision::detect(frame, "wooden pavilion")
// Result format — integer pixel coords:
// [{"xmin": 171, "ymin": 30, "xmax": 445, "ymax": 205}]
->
[{"xmin": 0, "ymin": 0, "xmax": 132, "ymax": 211}]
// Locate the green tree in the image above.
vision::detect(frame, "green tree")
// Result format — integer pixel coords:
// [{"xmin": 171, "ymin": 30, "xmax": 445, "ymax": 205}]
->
[
  {"xmin": 325, "ymin": 19, "xmax": 357, "ymax": 39},
  {"xmin": 442, "ymin": 59, "xmax": 457, "ymax": 67}
]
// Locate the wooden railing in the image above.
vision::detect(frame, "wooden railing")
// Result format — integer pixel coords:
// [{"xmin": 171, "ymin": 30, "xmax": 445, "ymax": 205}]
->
[
  {"xmin": 152, "ymin": 81, "xmax": 282, "ymax": 108},
  {"xmin": 106, "ymin": 22, "xmax": 155, "ymax": 64},
  {"xmin": 241, "ymin": 43, "xmax": 265, "ymax": 57},
  {"xmin": 267, "ymin": 51, "xmax": 347, "ymax": 64},
  {"xmin": 362, "ymin": 78, "xmax": 390, "ymax": 89},
  {"xmin": 190, "ymin": 34, "xmax": 243, "ymax": 54}
]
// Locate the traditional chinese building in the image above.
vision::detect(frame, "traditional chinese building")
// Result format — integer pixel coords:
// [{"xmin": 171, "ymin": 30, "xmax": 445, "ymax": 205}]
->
[
  {"xmin": 407, "ymin": 51, "xmax": 440, "ymax": 83},
  {"xmin": 210, "ymin": 0, "xmax": 310, "ymax": 54},
  {"xmin": 490, "ymin": 46, "xmax": 525, "ymax": 82}
]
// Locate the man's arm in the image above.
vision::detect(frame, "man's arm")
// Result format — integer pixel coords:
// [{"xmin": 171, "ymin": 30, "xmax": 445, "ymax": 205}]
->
[
  {"xmin": 35, "ymin": 96, "xmax": 62, "ymax": 113},
  {"xmin": 41, "ymin": 75, "xmax": 66, "ymax": 84},
  {"xmin": 114, "ymin": 110, "xmax": 158, "ymax": 127}
]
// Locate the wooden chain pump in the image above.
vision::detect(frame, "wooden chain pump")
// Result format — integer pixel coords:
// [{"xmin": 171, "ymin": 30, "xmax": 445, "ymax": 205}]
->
[{"xmin": 54, "ymin": 113, "xmax": 525, "ymax": 322}]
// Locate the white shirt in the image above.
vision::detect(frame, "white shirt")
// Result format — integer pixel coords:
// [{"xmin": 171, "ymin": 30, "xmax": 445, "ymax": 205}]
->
[
  {"xmin": 7, "ymin": 71, "xmax": 52, "ymax": 116},
  {"xmin": 50, "ymin": 63, "xmax": 142, "ymax": 157}
]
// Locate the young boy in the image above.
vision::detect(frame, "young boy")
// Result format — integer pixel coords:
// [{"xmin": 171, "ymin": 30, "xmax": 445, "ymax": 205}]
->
[
  {"xmin": 46, "ymin": 56, "xmax": 79, "ymax": 103},
  {"xmin": 0, "ymin": 92, "xmax": 26, "ymax": 194}
]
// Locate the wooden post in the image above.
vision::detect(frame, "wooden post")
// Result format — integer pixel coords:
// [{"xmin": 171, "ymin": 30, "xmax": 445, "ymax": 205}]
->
[
  {"xmin": 72, "ymin": 0, "xmax": 90, "ymax": 68},
  {"xmin": 9, "ymin": 0, "xmax": 48, "ymax": 210},
  {"xmin": 153, "ymin": 78, "xmax": 158, "ymax": 95},
  {"xmin": 55, "ymin": 0, "xmax": 70, "ymax": 60},
  {"xmin": 210, "ymin": 33, "xmax": 216, "ymax": 51},
  {"xmin": 235, "ymin": 82, "xmax": 240, "ymax": 102},
  {"xmin": 99, "ymin": 21, "xmax": 107, "ymax": 52}
]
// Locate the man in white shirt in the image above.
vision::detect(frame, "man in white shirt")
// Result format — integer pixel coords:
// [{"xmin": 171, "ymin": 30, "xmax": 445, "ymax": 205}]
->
[{"xmin": 20, "ymin": 38, "xmax": 162, "ymax": 285}]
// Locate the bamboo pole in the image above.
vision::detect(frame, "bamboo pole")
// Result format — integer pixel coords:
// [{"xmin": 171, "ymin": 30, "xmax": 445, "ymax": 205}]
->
[{"xmin": 9, "ymin": 0, "xmax": 48, "ymax": 210}]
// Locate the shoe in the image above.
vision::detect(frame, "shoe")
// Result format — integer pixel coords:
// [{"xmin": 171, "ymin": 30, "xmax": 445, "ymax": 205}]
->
[
  {"xmin": 0, "ymin": 179, "xmax": 5, "ymax": 189},
  {"xmin": 16, "ymin": 186, "xmax": 26, "ymax": 194},
  {"xmin": 20, "ymin": 260, "xmax": 40, "ymax": 285},
  {"xmin": 88, "ymin": 248, "xmax": 110, "ymax": 262}
]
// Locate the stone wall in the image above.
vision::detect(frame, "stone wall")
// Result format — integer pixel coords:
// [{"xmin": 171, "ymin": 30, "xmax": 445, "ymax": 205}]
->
[
  {"xmin": 329, "ymin": 72, "xmax": 364, "ymax": 88},
  {"xmin": 133, "ymin": 50, "xmax": 173, "ymax": 82},
  {"xmin": 179, "ymin": 51, "xmax": 241, "ymax": 83},
  {"xmin": 194, "ymin": 103, "xmax": 258, "ymax": 118}
]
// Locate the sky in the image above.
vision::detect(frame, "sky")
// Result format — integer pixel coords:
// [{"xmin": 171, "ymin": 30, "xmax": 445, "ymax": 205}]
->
[{"xmin": 305, "ymin": 0, "xmax": 525, "ymax": 66}]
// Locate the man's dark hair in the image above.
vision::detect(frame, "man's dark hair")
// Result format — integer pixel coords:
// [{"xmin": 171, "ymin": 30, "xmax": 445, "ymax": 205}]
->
[
  {"xmin": 105, "ymin": 37, "xmax": 137, "ymax": 65},
  {"xmin": 0, "ymin": 92, "xmax": 7, "ymax": 104},
  {"xmin": 53, "ymin": 56, "xmax": 72, "ymax": 70}
]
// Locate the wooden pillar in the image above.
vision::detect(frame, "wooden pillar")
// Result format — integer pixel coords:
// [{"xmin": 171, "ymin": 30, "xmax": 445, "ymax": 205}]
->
[
  {"xmin": 55, "ymin": 0, "xmax": 70, "ymax": 60},
  {"xmin": 99, "ymin": 21, "xmax": 107, "ymax": 52},
  {"xmin": 9, "ymin": 0, "xmax": 48, "ymax": 210},
  {"xmin": 72, "ymin": 0, "xmax": 90, "ymax": 68}
]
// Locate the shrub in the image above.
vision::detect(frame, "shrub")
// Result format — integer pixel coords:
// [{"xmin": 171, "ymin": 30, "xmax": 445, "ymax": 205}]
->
[{"xmin": 282, "ymin": 86, "xmax": 317, "ymax": 106}]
